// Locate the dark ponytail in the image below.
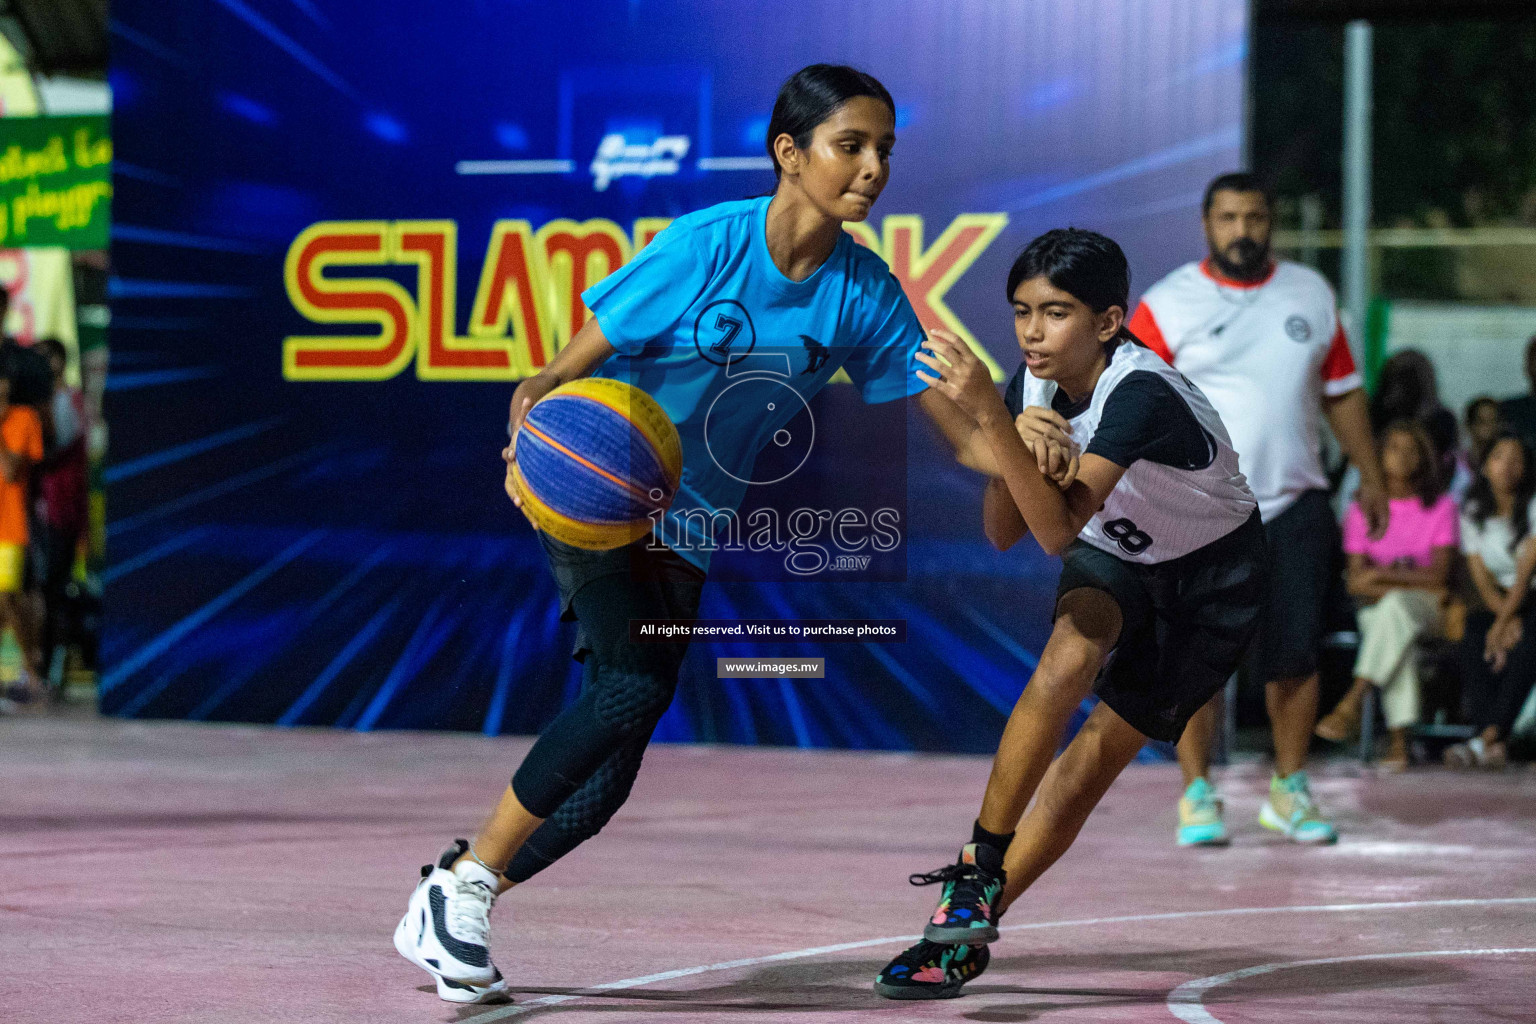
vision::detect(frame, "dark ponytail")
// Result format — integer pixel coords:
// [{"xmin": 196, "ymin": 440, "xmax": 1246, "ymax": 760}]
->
[
  {"xmin": 1005, "ymin": 228, "xmax": 1138, "ymax": 344},
  {"xmin": 765, "ymin": 64, "xmax": 894, "ymax": 180}
]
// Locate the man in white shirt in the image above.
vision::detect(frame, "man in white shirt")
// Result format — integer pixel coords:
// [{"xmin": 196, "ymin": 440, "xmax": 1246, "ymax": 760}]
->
[{"xmin": 1126, "ymin": 172, "xmax": 1388, "ymax": 846}]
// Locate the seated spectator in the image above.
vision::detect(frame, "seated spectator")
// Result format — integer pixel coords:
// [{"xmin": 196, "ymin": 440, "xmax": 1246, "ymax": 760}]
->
[
  {"xmin": 1370, "ymin": 350, "xmax": 1460, "ymax": 488},
  {"xmin": 0, "ymin": 290, "xmax": 54, "ymax": 410},
  {"xmin": 1465, "ymin": 396, "xmax": 1503, "ymax": 464},
  {"xmin": 0, "ymin": 374, "xmax": 43, "ymax": 703},
  {"xmin": 1446, "ymin": 432, "xmax": 1536, "ymax": 769},
  {"xmin": 34, "ymin": 339, "xmax": 87, "ymax": 685},
  {"xmin": 1499, "ymin": 336, "xmax": 1536, "ymax": 449},
  {"xmin": 1449, "ymin": 396, "xmax": 1502, "ymax": 501},
  {"xmin": 1316, "ymin": 421, "xmax": 1457, "ymax": 770}
]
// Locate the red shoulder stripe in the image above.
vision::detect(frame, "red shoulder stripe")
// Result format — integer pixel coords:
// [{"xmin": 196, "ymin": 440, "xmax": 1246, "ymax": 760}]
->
[{"xmin": 1127, "ymin": 303, "xmax": 1173, "ymax": 365}]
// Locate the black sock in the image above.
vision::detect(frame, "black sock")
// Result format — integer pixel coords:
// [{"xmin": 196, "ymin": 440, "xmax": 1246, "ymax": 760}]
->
[{"xmin": 971, "ymin": 819, "xmax": 1014, "ymax": 858}]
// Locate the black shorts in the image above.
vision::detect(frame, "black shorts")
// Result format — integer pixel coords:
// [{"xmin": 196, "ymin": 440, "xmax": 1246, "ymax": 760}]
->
[
  {"xmin": 1055, "ymin": 510, "xmax": 1268, "ymax": 743},
  {"xmin": 538, "ymin": 533, "xmax": 706, "ymax": 661},
  {"xmin": 1247, "ymin": 489, "xmax": 1339, "ymax": 682}
]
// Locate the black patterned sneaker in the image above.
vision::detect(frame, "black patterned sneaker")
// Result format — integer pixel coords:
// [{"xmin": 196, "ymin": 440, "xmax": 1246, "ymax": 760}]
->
[
  {"xmin": 912, "ymin": 842, "xmax": 1005, "ymax": 944},
  {"xmin": 873, "ymin": 940, "xmax": 990, "ymax": 999}
]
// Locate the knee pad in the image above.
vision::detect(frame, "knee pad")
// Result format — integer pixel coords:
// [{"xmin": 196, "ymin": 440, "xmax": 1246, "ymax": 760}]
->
[
  {"xmin": 549, "ymin": 745, "xmax": 645, "ymax": 842},
  {"xmin": 588, "ymin": 654, "xmax": 678, "ymax": 734},
  {"xmin": 509, "ymin": 649, "xmax": 674, "ymax": 817}
]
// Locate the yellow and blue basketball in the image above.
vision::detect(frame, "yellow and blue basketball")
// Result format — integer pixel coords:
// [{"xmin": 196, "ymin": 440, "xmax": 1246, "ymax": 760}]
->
[{"xmin": 512, "ymin": 378, "xmax": 683, "ymax": 550}]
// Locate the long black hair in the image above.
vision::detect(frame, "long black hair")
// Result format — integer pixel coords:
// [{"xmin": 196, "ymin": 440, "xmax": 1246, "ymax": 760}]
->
[
  {"xmin": 1465, "ymin": 394, "xmax": 1501, "ymax": 463},
  {"xmin": 1465, "ymin": 431, "xmax": 1536, "ymax": 550},
  {"xmin": 1465, "ymin": 394, "xmax": 1499, "ymax": 428},
  {"xmin": 1005, "ymin": 228, "xmax": 1138, "ymax": 344},
  {"xmin": 1380, "ymin": 419, "xmax": 1444, "ymax": 507},
  {"xmin": 765, "ymin": 64, "xmax": 894, "ymax": 180}
]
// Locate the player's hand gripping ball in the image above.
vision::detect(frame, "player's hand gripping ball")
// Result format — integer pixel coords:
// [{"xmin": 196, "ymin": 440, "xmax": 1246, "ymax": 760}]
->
[{"xmin": 510, "ymin": 378, "xmax": 682, "ymax": 550}]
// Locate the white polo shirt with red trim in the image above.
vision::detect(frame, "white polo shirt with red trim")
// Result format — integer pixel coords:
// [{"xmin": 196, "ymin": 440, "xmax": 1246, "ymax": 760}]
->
[{"xmin": 1126, "ymin": 258, "xmax": 1362, "ymax": 521}]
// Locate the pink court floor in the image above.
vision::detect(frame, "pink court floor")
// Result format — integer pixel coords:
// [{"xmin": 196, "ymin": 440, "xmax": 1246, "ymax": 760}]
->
[{"xmin": 3, "ymin": 717, "xmax": 1534, "ymax": 1024}]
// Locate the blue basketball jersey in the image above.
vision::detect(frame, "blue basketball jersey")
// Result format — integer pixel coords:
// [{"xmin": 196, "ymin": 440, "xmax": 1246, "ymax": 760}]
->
[{"xmin": 582, "ymin": 195, "xmax": 925, "ymax": 569}]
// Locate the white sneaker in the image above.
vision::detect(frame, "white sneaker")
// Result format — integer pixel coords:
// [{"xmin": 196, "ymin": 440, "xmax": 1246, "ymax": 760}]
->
[
  {"xmin": 436, "ymin": 970, "xmax": 511, "ymax": 1004},
  {"xmin": 393, "ymin": 839, "xmax": 500, "ymax": 986}
]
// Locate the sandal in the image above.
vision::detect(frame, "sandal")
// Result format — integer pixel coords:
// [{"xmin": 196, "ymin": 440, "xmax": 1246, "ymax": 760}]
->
[
  {"xmin": 1315, "ymin": 702, "xmax": 1363, "ymax": 742},
  {"xmin": 1443, "ymin": 740, "xmax": 1479, "ymax": 768}
]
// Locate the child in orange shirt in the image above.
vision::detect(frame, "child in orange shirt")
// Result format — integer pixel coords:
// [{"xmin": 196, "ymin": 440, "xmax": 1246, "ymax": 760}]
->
[{"xmin": 0, "ymin": 376, "xmax": 43, "ymax": 699}]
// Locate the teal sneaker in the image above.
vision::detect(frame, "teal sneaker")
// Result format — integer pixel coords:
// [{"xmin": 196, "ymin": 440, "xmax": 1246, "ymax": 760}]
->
[
  {"xmin": 1258, "ymin": 771, "xmax": 1337, "ymax": 844},
  {"xmin": 1177, "ymin": 777, "xmax": 1229, "ymax": 847}
]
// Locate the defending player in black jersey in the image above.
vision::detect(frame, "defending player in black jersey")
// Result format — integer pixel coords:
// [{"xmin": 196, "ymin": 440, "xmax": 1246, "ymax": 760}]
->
[{"xmin": 874, "ymin": 229, "xmax": 1268, "ymax": 999}]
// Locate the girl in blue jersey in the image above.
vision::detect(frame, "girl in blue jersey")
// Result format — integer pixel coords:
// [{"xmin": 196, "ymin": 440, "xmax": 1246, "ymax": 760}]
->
[
  {"xmin": 394, "ymin": 64, "xmax": 991, "ymax": 1002},
  {"xmin": 873, "ymin": 229, "xmax": 1268, "ymax": 999}
]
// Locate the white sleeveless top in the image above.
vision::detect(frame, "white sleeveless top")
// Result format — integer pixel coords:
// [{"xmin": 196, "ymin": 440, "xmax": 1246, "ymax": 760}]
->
[{"xmin": 1009, "ymin": 340, "xmax": 1257, "ymax": 564}]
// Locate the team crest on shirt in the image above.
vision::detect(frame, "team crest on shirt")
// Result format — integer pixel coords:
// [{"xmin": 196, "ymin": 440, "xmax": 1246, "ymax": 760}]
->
[{"xmin": 1284, "ymin": 315, "xmax": 1312, "ymax": 342}]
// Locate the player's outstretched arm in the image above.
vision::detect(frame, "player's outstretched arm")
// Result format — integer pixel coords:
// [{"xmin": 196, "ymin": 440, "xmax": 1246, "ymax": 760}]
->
[
  {"xmin": 507, "ymin": 316, "xmax": 618, "ymax": 434},
  {"xmin": 914, "ymin": 337, "xmax": 1077, "ymax": 486},
  {"xmin": 917, "ymin": 331, "xmax": 1118, "ymax": 555},
  {"xmin": 503, "ymin": 316, "xmax": 618, "ymax": 511},
  {"xmin": 916, "ymin": 386, "xmax": 999, "ymax": 475},
  {"xmin": 982, "ymin": 477, "xmax": 1028, "ymax": 550}
]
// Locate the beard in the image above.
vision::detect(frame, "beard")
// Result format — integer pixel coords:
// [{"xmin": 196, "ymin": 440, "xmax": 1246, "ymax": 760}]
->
[{"xmin": 1208, "ymin": 236, "xmax": 1271, "ymax": 281}]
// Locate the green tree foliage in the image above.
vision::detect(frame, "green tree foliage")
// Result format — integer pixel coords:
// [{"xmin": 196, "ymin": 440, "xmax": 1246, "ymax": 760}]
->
[
  {"xmin": 1256, "ymin": 19, "xmax": 1536, "ymax": 228},
  {"xmin": 1375, "ymin": 22, "xmax": 1536, "ymax": 227}
]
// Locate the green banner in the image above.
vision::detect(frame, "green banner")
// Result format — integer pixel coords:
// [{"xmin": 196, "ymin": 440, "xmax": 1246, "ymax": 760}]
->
[{"xmin": 0, "ymin": 114, "xmax": 111, "ymax": 250}]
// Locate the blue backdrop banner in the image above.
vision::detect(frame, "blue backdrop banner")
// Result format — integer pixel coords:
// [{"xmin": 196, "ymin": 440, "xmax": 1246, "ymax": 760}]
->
[{"xmin": 104, "ymin": 0, "xmax": 1247, "ymax": 752}]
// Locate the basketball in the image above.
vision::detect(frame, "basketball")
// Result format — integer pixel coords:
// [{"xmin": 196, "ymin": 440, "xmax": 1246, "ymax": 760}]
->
[{"xmin": 511, "ymin": 378, "xmax": 683, "ymax": 550}]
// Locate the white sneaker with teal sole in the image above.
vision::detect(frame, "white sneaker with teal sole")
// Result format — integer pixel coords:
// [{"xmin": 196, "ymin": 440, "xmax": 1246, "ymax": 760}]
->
[
  {"xmin": 1177, "ymin": 777, "xmax": 1229, "ymax": 846},
  {"xmin": 1258, "ymin": 771, "xmax": 1337, "ymax": 844}
]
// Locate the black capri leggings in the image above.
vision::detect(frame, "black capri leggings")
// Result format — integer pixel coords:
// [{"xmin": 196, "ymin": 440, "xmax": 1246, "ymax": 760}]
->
[
  {"xmin": 505, "ymin": 538, "xmax": 703, "ymax": 883},
  {"xmin": 1460, "ymin": 604, "xmax": 1536, "ymax": 740}
]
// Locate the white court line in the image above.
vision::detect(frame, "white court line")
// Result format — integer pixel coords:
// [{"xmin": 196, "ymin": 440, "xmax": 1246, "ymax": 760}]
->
[
  {"xmin": 1166, "ymin": 947, "xmax": 1536, "ymax": 1024},
  {"xmin": 470, "ymin": 895, "xmax": 1536, "ymax": 1019}
]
